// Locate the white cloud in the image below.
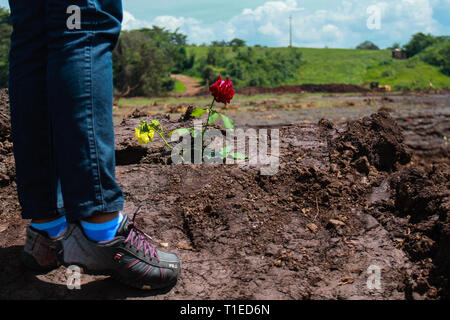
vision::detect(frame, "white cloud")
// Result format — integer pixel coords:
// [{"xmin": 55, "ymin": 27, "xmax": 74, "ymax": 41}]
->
[
  {"xmin": 258, "ymin": 22, "xmax": 283, "ymax": 37},
  {"xmin": 152, "ymin": 16, "xmax": 200, "ymax": 32},
  {"xmin": 122, "ymin": 0, "xmax": 450, "ymax": 48},
  {"xmin": 122, "ymin": 10, "xmax": 151, "ymax": 30}
]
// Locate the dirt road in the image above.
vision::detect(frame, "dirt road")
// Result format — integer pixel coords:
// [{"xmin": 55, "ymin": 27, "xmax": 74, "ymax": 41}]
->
[{"xmin": 171, "ymin": 74, "xmax": 203, "ymax": 97}]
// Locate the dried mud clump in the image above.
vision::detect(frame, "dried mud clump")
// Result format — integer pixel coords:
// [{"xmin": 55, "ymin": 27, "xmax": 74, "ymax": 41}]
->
[
  {"xmin": 389, "ymin": 163, "xmax": 449, "ymax": 298},
  {"xmin": 391, "ymin": 165, "xmax": 449, "ymax": 221},
  {"xmin": 0, "ymin": 89, "xmax": 10, "ymax": 142},
  {"xmin": 128, "ymin": 108, "xmax": 149, "ymax": 119},
  {"xmin": 0, "ymin": 89, "xmax": 14, "ymax": 186},
  {"xmin": 334, "ymin": 111, "xmax": 411, "ymax": 172}
]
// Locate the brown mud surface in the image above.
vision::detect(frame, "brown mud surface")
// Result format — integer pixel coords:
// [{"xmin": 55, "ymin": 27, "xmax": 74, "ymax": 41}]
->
[
  {"xmin": 0, "ymin": 88, "xmax": 449, "ymax": 300},
  {"xmin": 194, "ymin": 83, "xmax": 370, "ymax": 96}
]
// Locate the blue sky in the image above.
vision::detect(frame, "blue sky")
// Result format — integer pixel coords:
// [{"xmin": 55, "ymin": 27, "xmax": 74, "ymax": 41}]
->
[{"xmin": 1, "ymin": 0, "xmax": 449, "ymax": 48}]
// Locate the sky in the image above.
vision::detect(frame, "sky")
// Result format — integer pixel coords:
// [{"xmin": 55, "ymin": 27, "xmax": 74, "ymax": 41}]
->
[{"xmin": 1, "ymin": 0, "xmax": 449, "ymax": 48}]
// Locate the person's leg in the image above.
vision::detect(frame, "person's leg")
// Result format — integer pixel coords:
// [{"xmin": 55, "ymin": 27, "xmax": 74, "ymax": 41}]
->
[
  {"xmin": 45, "ymin": 0, "xmax": 181, "ymax": 289},
  {"xmin": 45, "ymin": 0, "xmax": 124, "ymax": 224},
  {"xmin": 9, "ymin": 0, "xmax": 68, "ymax": 270},
  {"xmin": 8, "ymin": 0, "xmax": 65, "ymax": 222}
]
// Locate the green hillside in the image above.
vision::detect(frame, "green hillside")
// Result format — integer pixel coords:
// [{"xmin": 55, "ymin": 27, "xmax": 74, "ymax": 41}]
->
[{"xmin": 184, "ymin": 46, "xmax": 450, "ymax": 90}]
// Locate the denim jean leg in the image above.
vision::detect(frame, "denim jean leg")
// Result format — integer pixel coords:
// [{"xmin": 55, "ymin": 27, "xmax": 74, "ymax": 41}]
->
[
  {"xmin": 46, "ymin": 0, "xmax": 124, "ymax": 222},
  {"xmin": 8, "ymin": 0, "xmax": 65, "ymax": 220}
]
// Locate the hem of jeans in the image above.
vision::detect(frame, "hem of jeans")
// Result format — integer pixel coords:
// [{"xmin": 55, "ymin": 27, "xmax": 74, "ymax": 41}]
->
[
  {"xmin": 21, "ymin": 207, "xmax": 66, "ymax": 221},
  {"xmin": 64, "ymin": 199, "xmax": 124, "ymax": 223}
]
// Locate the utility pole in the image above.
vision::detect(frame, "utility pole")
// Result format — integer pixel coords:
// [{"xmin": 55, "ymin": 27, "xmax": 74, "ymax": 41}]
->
[{"xmin": 289, "ymin": 15, "xmax": 293, "ymax": 47}]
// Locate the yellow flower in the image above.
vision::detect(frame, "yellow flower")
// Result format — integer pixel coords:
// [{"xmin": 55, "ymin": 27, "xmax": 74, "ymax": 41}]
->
[
  {"xmin": 135, "ymin": 128, "xmax": 150, "ymax": 144},
  {"xmin": 138, "ymin": 133, "xmax": 150, "ymax": 144},
  {"xmin": 135, "ymin": 124, "xmax": 157, "ymax": 145},
  {"xmin": 148, "ymin": 129, "xmax": 155, "ymax": 142}
]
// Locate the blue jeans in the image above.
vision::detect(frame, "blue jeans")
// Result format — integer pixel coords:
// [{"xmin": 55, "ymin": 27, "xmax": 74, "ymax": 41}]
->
[{"xmin": 8, "ymin": 0, "xmax": 124, "ymax": 222}]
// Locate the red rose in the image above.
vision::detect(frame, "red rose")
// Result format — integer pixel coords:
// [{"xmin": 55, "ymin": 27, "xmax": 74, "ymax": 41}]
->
[{"xmin": 209, "ymin": 76, "xmax": 235, "ymax": 104}]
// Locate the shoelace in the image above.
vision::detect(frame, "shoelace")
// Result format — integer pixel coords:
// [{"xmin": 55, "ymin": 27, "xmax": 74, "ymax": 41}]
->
[{"xmin": 123, "ymin": 205, "xmax": 160, "ymax": 262}]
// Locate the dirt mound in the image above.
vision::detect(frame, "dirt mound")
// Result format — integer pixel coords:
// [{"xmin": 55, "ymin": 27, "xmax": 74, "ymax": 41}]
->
[
  {"xmin": 333, "ymin": 111, "xmax": 411, "ymax": 172},
  {"xmin": 390, "ymin": 164, "xmax": 449, "ymax": 297},
  {"xmin": 391, "ymin": 165, "xmax": 449, "ymax": 221},
  {"xmin": 366, "ymin": 162, "xmax": 450, "ymax": 299}
]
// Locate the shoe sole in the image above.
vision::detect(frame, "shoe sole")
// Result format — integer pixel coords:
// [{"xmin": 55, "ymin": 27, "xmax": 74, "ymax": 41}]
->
[
  {"xmin": 61, "ymin": 259, "xmax": 180, "ymax": 291},
  {"xmin": 59, "ymin": 224, "xmax": 181, "ymax": 291},
  {"xmin": 21, "ymin": 251, "xmax": 60, "ymax": 273}
]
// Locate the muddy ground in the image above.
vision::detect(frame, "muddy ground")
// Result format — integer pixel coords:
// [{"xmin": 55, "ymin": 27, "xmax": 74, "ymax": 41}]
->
[
  {"xmin": 194, "ymin": 83, "xmax": 372, "ymax": 96},
  {"xmin": 196, "ymin": 83, "xmax": 450, "ymax": 96},
  {"xmin": 0, "ymin": 88, "xmax": 448, "ymax": 300}
]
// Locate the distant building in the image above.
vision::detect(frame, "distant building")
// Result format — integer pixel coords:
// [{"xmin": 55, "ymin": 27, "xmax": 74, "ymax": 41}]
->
[{"xmin": 392, "ymin": 49, "xmax": 408, "ymax": 59}]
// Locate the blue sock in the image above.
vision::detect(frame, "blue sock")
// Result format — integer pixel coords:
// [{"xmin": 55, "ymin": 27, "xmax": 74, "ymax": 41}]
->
[
  {"xmin": 81, "ymin": 213, "xmax": 124, "ymax": 242},
  {"xmin": 30, "ymin": 216, "xmax": 67, "ymax": 238}
]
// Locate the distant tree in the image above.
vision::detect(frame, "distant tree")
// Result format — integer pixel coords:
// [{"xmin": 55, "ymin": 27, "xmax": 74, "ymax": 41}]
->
[
  {"xmin": 201, "ymin": 66, "xmax": 218, "ymax": 86},
  {"xmin": 440, "ymin": 42, "xmax": 450, "ymax": 75},
  {"xmin": 210, "ymin": 40, "xmax": 228, "ymax": 47},
  {"xmin": 420, "ymin": 39, "xmax": 450, "ymax": 75},
  {"xmin": 112, "ymin": 30, "xmax": 173, "ymax": 96},
  {"xmin": 356, "ymin": 41, "xmax": 380, "ymax": 50},
  {"xmin": 138, "ymin": 26, "xmax": 187, "ymax": 46},
  {"xmin": 206, "ymin": 47, "xmax": 218, "ymax": 65},
  {"xmin": 403, "ymin": 32, "xmax": 436, "ymax": 57},
  {"xmin": 133, "ymin": 26, "xmax": 191, "ymax": 74},
  {"xmin": 388, "ymin": 42, "xmax": 401, "ymax": 50},
  {"xmin": 229, "ymin": 38, "xmax": 246, "ymax": 47},
  {"xmin": 0, "ymin": 7, "xmax": 12, "ymax": 88},
  {"xmin": 183, "ymin": 52, "xmax": 195, "ymax": 70}
]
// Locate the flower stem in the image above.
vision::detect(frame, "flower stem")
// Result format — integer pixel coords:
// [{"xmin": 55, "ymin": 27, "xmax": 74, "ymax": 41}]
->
[
  {"xmin": 157, "ymin": 131, "xmax": 185, "ymax": 162},
  {"xmin": 201, "ymin": 98, "xmax": 216, "ymax": 153},
  {"xmin": 158, "ymin": 132, "xmax": 173, "ymax": 150}
]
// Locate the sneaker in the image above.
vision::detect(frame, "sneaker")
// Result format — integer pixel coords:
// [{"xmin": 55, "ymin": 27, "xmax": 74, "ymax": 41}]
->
[
  {"xmin": 61, "ymin": 210, "xmax": 181, "ymax": 290},
  {"xmin": 21, "ymin": 226, "xmax": 64, "ymax": 272}
]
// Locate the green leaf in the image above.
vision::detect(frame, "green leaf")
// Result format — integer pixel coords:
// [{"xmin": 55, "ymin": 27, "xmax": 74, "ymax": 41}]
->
[
  {"xmin": 149, "ymin": 119, "xmax": 161, "ymax": 132},
  {"xmin": 221, "ymin": 114, "xmax": 234, "ymax": 130},
  {"xmin": 208, "ymin": 111, "xmax": 220, "ymax": 125},
  {"xmin": 191, "ymin": 108, "xmax": 207, "ymax": 117},
  {"xmin": 140, "ymin": 121, "xmax": 149, "ymax": 132},
  {"xmin": 231, "ymin": 153, "xmax": 248, "ymax": 160},
  {"xmin": 150, "ymin": 119, "xmax": 160, "ymax": 127},
  {"xmin": 168, "ymin": 128, "xmax": 191, "ymax": 136}
]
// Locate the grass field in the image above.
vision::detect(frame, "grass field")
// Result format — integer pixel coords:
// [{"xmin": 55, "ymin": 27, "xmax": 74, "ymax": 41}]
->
[
  {"xmin": 184, "ymin": 46, "xmax": 450, "ymax": 90},
  {"xmin": 172, "ymin": 79, "xmax": 186, "ymax": 93}
]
